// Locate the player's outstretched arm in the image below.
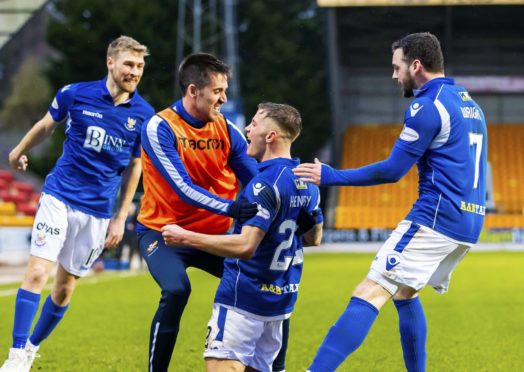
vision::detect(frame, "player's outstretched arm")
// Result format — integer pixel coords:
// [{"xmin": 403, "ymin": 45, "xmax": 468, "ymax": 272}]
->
[
  {"xmin": 8, "ymin": 112, "xmax": 60, "ymax": 171},
  {"xmin": 161, "ymin": 224, "xmax": 265, "ymax": 259},
  {"xmin": 104, "ymin": 157, "xmax": 142, "ymax": 248}
]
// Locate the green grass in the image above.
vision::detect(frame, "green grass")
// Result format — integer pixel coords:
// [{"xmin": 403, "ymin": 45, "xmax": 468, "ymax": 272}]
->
[{"xmin": 1, "ymin": 251, "xmax": 523, "ymax": 371}]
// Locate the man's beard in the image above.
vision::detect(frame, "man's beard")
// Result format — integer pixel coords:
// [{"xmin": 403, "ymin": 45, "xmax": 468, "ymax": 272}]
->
[
  {"xmin": 112, "ymin": 71, "xmax": 136, "ymax": 94},
  {"xmin": 401, "ymin": 76, "xmax": 415, "ymax": 98}
]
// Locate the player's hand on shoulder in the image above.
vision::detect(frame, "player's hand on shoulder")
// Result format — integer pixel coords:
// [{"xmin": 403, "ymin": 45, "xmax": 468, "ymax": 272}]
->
[
  {"xmin": 161, "ymin": 224, "xmax": 188, "ymax": 246},
  {"xmin": 293, "ymin": 158, "xmax": 322, "ymax": 185},
  {"xmin": 227, "ymin": 199, "xmax": 258, "ymax": 223},
  {"xmin": 8, "ymin": 151, "xmax": 28, "ymax": 171}
]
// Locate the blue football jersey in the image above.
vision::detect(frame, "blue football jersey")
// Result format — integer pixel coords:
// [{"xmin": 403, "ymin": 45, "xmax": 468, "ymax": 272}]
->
[
  {"xmin": 214, "ymin": 157, "xmax": 323, "ymax": 320},
  {"xmin": 43, "ymin": 78, "xmax": 155, "ymax": 218},
  {"xmin": 396, "ymin": 77, "xmax": 487, "ymax": 243}
]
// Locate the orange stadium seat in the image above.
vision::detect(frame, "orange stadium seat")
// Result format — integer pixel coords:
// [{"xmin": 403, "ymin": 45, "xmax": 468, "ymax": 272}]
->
[{"xmin": 335, "ymin": 124, "xmax": 524, "ymax": 230}]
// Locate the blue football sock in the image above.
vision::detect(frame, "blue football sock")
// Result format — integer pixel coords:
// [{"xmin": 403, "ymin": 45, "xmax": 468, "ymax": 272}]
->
[
  {"xmin": 12, "ymin": 288, "xmax": 41, "ymax": 349},
  {"xmin": 394, "ymin": 297, "xmax": 427, "ymax": 372},
  {"xmin": 309, "ymin": 297, "xmax": 379, "ymax": 372},
  {"xmin": 29, "ymin": 295, "xmax": 69, "ymax": 346}
]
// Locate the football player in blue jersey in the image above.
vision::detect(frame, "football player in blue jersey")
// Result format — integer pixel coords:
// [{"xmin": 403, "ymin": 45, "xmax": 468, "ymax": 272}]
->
[
  {"xmin": 162, "ymin": 102, "xmax": 323, "ymax": 372},
  {"xmin": 294, "ymin": 32, "xmax": 487, "ymax": 372},
  {"xmin": 1, "ymin": 36, "xmax": 154, "ymax": 372}
]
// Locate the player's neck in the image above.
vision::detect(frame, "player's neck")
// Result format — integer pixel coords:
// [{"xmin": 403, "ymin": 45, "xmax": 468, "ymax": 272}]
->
[
  {"xmin": 106, "ymin": 78, "xmax": 132, "ymax": 105},
  {"xmin": 259, "ymin": 144, "xmax": 291, "ymax": 163},
  {"xmin": 416, "ymin": 72, "xmax": 446, "ymax": 89}
]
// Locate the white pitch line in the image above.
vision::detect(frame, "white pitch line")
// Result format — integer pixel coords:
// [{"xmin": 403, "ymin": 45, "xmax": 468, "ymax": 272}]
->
[{"xmin": 0, "ymin": 271, "xmax": 143, "ymax": 298}]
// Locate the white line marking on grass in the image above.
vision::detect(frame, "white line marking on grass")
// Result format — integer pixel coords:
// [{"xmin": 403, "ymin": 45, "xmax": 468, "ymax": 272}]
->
[{"xmin": 0, "ymin": 271, "xmax": 143, "ymax": 298}]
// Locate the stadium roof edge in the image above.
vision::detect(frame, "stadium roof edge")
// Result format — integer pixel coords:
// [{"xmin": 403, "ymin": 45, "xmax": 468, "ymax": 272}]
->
[{"xmin": 317, "ymin": 0, "xmax": 524, "ymax": 7}]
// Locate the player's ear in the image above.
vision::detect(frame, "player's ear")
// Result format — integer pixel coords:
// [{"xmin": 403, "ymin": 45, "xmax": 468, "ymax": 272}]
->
[
  {"xmin": 107, "ymin": 56, "xmax": 114, "ymax": 70},
  {"xmin": 265, "ymin": 130, "xmax": 277, "ymax": 143},
  {"xmin": 187, "ymin": 84, "xmax": 198, "ymax": 98}
]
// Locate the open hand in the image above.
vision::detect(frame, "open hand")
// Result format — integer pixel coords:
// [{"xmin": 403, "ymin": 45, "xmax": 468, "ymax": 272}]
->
[{"xmin": 293, "ymin": 158, "xmax": 323, "ymax": 185}]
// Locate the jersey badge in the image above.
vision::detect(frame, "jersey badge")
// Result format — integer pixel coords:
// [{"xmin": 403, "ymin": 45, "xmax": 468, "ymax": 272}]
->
[
  {"xmin": 459, "ymin": 91, "xmax": 472, "ymax": 101},
  {"xmin": 410, "ymin": 102, "xmax": 423, "ymax": 117},
  {"xmin": 399, "ymin": 125, "xmax": 420, "ymax": 142},
  {"xmin": 146, "ymin": 240, "xmax": 159, "ymax": 255},
  {"xmin": 294, "ymin": 179, "xmax": 308, "ymax": 190},
  {"xmin": 35, "ymin": 232, "xmax": 47, "ymax": 247},
  {"xmin": 125, "ymin": 117, "xmax": 137, "ymax": 131},
  {"xmin": 252, "ymin": 182, "xmax": 265, "ymax": 196}
]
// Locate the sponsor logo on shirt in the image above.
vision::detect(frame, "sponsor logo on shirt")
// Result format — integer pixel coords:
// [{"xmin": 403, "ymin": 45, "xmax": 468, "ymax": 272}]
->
[
  {"xmin": 125, "ymin": 117, "xmax": 137, "ymax": 131},
  {"xmin": 252, "ymin": 182, "xmax": 265, "ymax": 196},
  {"xmin": 84, "ymin": 126, "xmax": 127, "ymax": 153},
  {"xmin": 82, "ymin": 110, "xmax": 104, "ymax": 119},
  {"xmin": 36, "ymin": 222, "xmax": 60, "ymax": 235},
  {"xmin": 460, "ymin": 201, "xmax": 486, "ymax": 215},
  {"xmin": 177, "ymin": 137, "xmax": 225, "ymax": 151},
  {"xmin": 461, "ymin": 107, "xmax": 482, "ymax": 120},
  {"xmin": 294, "ymin": 179, "xmax": 308, "ymax": 190},
  {"xmin": 260, "ymin": 282, "xmax": 299, "ymax": 295},
  {"xmin": 399, "ymin": 125, "xmax": 420, "ymax": 142},
  {"xmin": 459, "ymin": 91, "xmax": 472, "ymax": 101},
  {"xmin": 410, "ymin": 102, "xmax": 423, "ymax": 117}
]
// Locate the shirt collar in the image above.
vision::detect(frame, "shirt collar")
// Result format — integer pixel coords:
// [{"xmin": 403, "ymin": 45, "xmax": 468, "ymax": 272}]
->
[
  {"xmin": 173, "ymin": 99, "xmax": 207, "ymax": 128},
  {"xmin": 414, "ymin": 77, "xmax": 454, "ymax": 97},
  {"xmin": 100, "ymin": 76, "xmax": 138, "ymax": 106},
  {"xmin": 258, "ymin": 157, "xmax": 300, "ymax": 171}
]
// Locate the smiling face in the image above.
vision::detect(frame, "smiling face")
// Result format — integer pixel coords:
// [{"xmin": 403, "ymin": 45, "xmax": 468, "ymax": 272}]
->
[
  {"xmin": 392, "ymin": 48, "xmax": 416, "ymax": 98},
  {"xmin": 191, "ymin": 72, "xmax": 228, "ymax": 122},
  {"xmin": 107, "ymin": 50, "xmax": 145, "ymax": 94}
]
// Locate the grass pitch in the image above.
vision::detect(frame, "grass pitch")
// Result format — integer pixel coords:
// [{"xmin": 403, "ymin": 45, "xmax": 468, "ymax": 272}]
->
[{"xmin": 0, "ymin": 251, "xmax": 523, "ymax": 371}]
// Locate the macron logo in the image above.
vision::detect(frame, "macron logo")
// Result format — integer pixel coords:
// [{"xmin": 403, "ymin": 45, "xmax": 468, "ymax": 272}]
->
[
  {"xmin": 385, "ymin": 255, "xmax": 400, "ymax": 271},
  {"xmin": 82, "ymin": 110, "xmax": 103, "ymax": 119},
  {"xmin": 410, "ymin": 102, "xmax": 423, "ymax": 117},
  {"xmin": 252, "ymin": 182, "xmax": 265, "ymax": 196}
]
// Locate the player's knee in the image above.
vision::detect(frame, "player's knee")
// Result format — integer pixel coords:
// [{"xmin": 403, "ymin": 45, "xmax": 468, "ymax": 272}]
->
[
  {"xmin": 23, "ymin": 265, "xmax": 50, "ymax": 291},
  {"xmin": 161, "ymin": 285, "xmax": 191, "ymax": 303},
  {"xmin": 52, "ymin": 282, "xmax": 76, "ymax": 305},
  {"xmin": 393, "ymin": 285, "xmax": 418, "ymax": 301}
]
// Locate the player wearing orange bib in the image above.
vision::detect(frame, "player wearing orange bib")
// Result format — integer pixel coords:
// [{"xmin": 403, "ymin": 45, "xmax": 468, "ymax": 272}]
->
[{"xmin": 136, "ymin": 53, "xmax": 259, "ymax": 372}]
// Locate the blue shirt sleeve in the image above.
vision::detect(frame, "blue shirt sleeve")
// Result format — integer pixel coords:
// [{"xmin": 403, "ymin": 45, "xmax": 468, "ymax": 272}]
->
[
  {"xmin": 49, "ymin": 84, "xmax": 78, "ymax": 122},
  {"xmin": 395, "ymin": 97, "xmax": 442, "ymax": 156},
  {"xmin": 242, "ymin": 180, "xmax": 277, "ymax": 232},
  {"xmin": 141, "ymin": 115, "xmax": 234, "ymax": 215},
  {"xmin": 320, "ymin": 145, "xmax": 419, "ymax": 186},
  {"xmin": 320, "ymin": 98, "xmax": 443, "ymax": 187},
  {"xmin": 226, "ymin": 120, "xmax": 258, "ymax": 185}
]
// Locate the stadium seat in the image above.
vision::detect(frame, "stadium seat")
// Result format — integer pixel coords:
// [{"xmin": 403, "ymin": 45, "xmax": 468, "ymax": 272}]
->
[
  {"xmin": 0, "ymin": 202, "xmax": 16, "ymax": 216},
  {"xmin": 335, "ymin": 124, "xmax": 524, "ymax": 230}
]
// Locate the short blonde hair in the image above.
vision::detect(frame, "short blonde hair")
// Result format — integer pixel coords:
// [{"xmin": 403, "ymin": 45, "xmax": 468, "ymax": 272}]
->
[
  {"xmin": 107, "ymin": 35, "xmax": 149, "ymax": 58},
  {"xmin": 257, "ymin": 102, "xmax": 302, "ymax": 142}
]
